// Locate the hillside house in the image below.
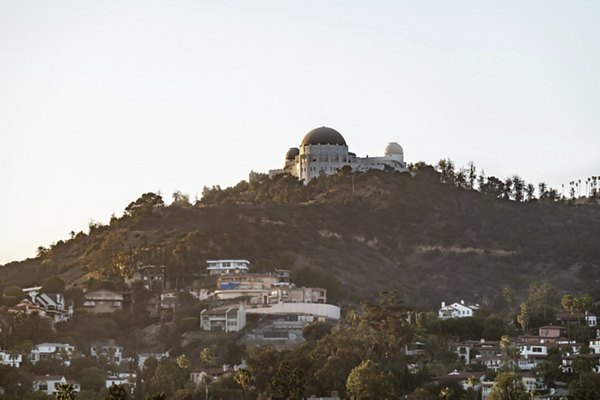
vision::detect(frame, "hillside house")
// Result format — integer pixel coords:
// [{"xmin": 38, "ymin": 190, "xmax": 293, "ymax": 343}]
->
[
  {"xmin": 32, "ymin": 375, "xmax": 80, "ymax": 395},
  {"xmin": 218, "ymin": 274, "xmax": 279, "ymax": 290},
  {"xmin": 274, "ymin": 269, "xmax": 292, "ymax": 283},
  {"xmin": 434, "ymin": 370, "xmax": 484, "ymax": 391},
  {"xmin": 562, "ymin": 353, "xmax": 600, "ymax": 373},
  {"xmin": 0, "ymin": 349, "xmax": 22, "ymax": 368},
  {"xmin": 481, "ymin": 373, "xmax": 543, "ymax": 400},
  {"xmin": 201, "ymin": 304, "xmax": 246, "ymax": 332},
  {"xmin": 539, "ymin": 325, "xmax": 567, "ymax": 339},
  {"xmin": 159, "ymin": 292, "xmax": 177, "ymax": 321},
  {"xmin": 245, "ymin": 318, "xmax": 308, "ymax": 347},
  {"xmin": 190, "ymin": 364, "xmax": 240, "ymax": 384},
  {"xmin": 8, "ymin": 286, "xmax": 73, "ymax": 323},
  {"xmin": 268, "ymin": 285, "xmax": 327, "ymax": 304},
  {"xmin": 106, "ymin": 373, "xmax": 136, "ymax": 388},
  {"xmin": 215, "ymin": 274, "xmax": 278, "ymax": 303},
  {"xmin": 454, "ymin": 339, "xmax": 500, "ymax": 365},
  {"xmin": 207, "ymin": 260, "xmax": 250, "ymax": 276},
  {"xmin": 90, "ymin": 340, "xmax": 124, "ymax": 365},
  {"xmin": 556, "ymin": 312, "xmax": 597, "ymax": 328},
  {"xmin": 137, "ymin": 351, "xmax": 169, "ymax": 370},
  {"xmin": 589, "ymin": 339, "xmax": 600, "ymax": 354},
  {"xmin": 126, "ymin": 265, "xmax": 166, "ymax": 291},
  {"xmin": 30, "ymin": 343, "xmax": 75, "ymax": 365},
  {"xmin": 513, "ymin": 339, "xmax": 548, "ymax": 370},
  {"xmin": 438, "ymin": 300, "xmax": 479, "ymax": 319},
  {"xmin": 83, "ymin": 290, "xmax": 125, "ymax": 313}
]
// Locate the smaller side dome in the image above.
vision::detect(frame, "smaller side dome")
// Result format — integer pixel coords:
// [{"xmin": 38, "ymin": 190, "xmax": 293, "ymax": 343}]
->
[
  {"xmin": 384, "ymin": 142, "xmax": 403, "ymax": 156},
  {"xmin": 285, "ymin": 147, "xmax": 300, "ymax": 160}
]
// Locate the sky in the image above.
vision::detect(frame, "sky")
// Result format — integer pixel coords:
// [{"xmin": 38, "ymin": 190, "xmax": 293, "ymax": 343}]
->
[{"xmin": 1, "ymin": 1, "xmax": 599, "ymax": 265}]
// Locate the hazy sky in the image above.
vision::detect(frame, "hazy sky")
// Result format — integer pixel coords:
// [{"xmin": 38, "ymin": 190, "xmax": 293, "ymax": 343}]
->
[{"xmin": 1, "ymin": 1, "xmax": 599, "ymax": 265}]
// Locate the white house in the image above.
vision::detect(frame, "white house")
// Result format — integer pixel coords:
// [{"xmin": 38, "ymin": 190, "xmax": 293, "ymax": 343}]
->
[
  {"xmin": 517, "ymin": 341, "xmax": 548, "ymax": 358},
  {"xmin": 106, "ymin": 373, "xmax": 136, "ymax": 388},
  {"xmin": 438, "ymin": 300, "xmax": 479, "ymax": 319},
  {"xmin": 34, "ymin": 292, "xmax": 73, "ymax": 323},
  {"xmin": 206, "ymin": 260, "xmax": 251, "ymax": 276},
  {"xmin": 587, "ymin": 313, "xmax": 598, "ymax": 327},
  {"xmin": 481, "ymin": 374, "xmax": 542, "ymax": 400},
  {"xmin": 590, "ymin": 339, "xmax": 600, "ymax": 354},
  {"xmin": 30, "ymin": 343, "xmax": 76, "ymax": 365},
  {"xmin": 9, "ymin": 287, "xmax": 73, "ymax": 323},
  {"xmin": 0, "ymin": 349, "xmax": 22, "ymax": 368},
  {"xmin": 201, "ymin": 304, "xmax": 246, "ymax": 332},
  {"xmin": 32, "ymin": 375, "xmax": 80, "ymax": 395}
]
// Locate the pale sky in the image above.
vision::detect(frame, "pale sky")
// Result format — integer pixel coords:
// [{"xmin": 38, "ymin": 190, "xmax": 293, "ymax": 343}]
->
[{"xmin": 1, "ymin": 1, "xmax": 599, "ymax": 265}]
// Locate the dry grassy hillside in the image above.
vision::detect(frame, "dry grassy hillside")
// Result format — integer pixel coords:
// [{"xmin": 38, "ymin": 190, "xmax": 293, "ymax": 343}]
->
[{"xmin": 2, "ymin": 167, "xmax": 600, "ymax": 309}]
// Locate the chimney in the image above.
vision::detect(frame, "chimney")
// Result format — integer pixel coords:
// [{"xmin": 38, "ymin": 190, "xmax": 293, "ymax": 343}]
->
[
  {"xmin": 461, "ymin": 299, "xmax": 465, "ymax": 305},
  {"xmin": 441, "ymin": 301, "xmax": 446, "ymax": 308}
]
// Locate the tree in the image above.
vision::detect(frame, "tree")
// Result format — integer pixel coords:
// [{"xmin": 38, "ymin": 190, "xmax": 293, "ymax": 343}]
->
[
  {"xmin": 55, "ymin": 383, "xmax": 76, "ymax": 400},
  {"xmin": 499, "ymin": 336, "xmax": 520, "ymax": 370},
  {"xmin": 477, "ymin": 169, "xmax": 486, "ymax": 191},
  {"xmin": 176, "ymin": 354, "xmax": 189, "ymax": 370},
  {"xmin": 526, "ymin": 282, "xmax": 559, "ymax": 327},
  {"xmin": 199, "ymin": 347, "xmax": 213, "ymax": 363},
  {"xmin": 502, "ymin": 287, "xmax": 515, "ymax": 316},
  {"xmin": 482, "ymin": 176, "xmax": 504, "ymax": 198},
  {"xmin": 525, "ymin": 183, "xmax": 535, "ymax": 202},
  {"xmin": 80, "ymin": 367, "xmax": 106, "ymax": 392},
  {"xmin": 171, "ymin": 191, "xmax": 190, "ymax": 207},
  {"xmin": 511, "ymin": 175, "xmax": 524, "ymax": 202},
  {"xmin": 467, "ymin": 162, "xmax": 477, "ymax": 189},
  {"xmin": 146, "ymin": 359, "xmax": 188, "ymax": 398},
  {"xmin": 234, "ymin": 369, "xmax": 252, "ymax": 400},
  {"xmin": 568, "ymin": 372, "xmax": 600, "ymax": 399},
  {"xmin": 516, "ymin": 302, "xmax": 530, "ymax": 334},
  {"xmin": 42, "ymin": 277, "xmax": 65, "ymax": 294},
  {"xmin": 437, "ymin": 159, "xmax": 456, "ymax": 184},
  {"xmin": 538, "ymin": 182, "xmax": 548, "ymax": 199},
  {"xmin": 124, "ymin": 192, "xmax": 164, "ymax": 217},
  {"xmin": 302, "ymin": 321, "xmax": 333, "ymax": 341},
  {"xmin": 268, "ymin": 360, "xmax": 305, "ymax": 400},
  {"xmin": 502, "ymin": 177, "xmax": 513, "ymax": 200},
  {"xmin": 346, "ymin": 359, "xmax": 394, "ymax": 400},
  {"xmin": 105, "ymin": 384, "xmax": 130, "ymax": 400},
  {"xmin": 488, "ymin": 371, "xmax": 528, "ymax": 400},
  {"xmin": 439, "ymin": 386, "xmax": 453, "ymax": 400},
  {"xmin": 563, "ymin": 293, "xmax": 594, "ymax": 327}
]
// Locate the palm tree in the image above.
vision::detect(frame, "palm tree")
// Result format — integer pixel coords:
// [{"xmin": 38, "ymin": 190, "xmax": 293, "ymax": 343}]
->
[
  {"xmin": 55, "ymin": 383, "xmax": 76, "ymax": 400},
  {"xmin": 105, "ymin": 384, "xmax": 130, "ymax": 400},
  {"xmin": 234, "ymin": 368, "xmax": 253, "ymax": 400}
]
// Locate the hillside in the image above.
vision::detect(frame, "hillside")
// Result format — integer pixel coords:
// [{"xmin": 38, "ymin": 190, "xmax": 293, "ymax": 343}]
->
[{"xmin": 2, "ymin": 167, "xmax": 600, "ymax": 309}]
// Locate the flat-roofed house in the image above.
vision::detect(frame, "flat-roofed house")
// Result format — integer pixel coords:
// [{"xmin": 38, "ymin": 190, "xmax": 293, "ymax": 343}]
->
[
  {"xmin": 206, "ymin": 260, "xmax": 250, "ymax": 276},
  {"xmin": 201, "ymin": 304, "xmax": 246, "ymax": 332},
  {"xmin": 83, "ymin": 290, "xmax": 124, "ymax": 313}
]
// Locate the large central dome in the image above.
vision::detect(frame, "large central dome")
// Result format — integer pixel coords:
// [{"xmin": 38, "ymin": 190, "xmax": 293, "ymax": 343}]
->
[{"xmin": 301, "ymin": 127, "xmax": 346, "ymax": 146}]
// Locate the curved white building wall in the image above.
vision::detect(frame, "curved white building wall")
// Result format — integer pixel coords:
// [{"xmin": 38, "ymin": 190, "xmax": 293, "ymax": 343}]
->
[{"xmin": 246, "ymin": 302, "xmax": 341, "ymax": 320}]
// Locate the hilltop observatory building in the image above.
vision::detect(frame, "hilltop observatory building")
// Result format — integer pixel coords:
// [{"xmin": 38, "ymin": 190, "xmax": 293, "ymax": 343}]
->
[{"xmin": 270, "ymin": 126, "xmax": 408, "ymax": 184}]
